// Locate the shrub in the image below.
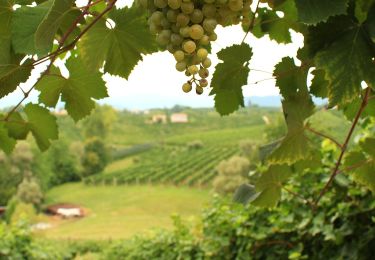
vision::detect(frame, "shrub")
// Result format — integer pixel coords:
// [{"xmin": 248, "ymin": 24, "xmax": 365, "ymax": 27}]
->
[
  {"xmin": 187, "ymin": 140, "xmax": 204, "ymax": 150},
  {"xmin": 16, "ymin": 172, "xmax": 43, "ymax": 208},
  {"xmin": 213, "ymin": 156, "xmax": 250, "ymax": 195}
]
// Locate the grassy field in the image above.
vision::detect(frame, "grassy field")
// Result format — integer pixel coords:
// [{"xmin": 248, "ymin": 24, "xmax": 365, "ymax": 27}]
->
[{"xmin": 37, "ymin": 183, "xmax": 210, "ymax": 240}]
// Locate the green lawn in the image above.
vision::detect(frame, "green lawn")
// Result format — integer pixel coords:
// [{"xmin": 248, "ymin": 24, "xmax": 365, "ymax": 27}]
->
[{"xmin": 37, "ymin": 183, "xmax": 210, "ymax": 240}]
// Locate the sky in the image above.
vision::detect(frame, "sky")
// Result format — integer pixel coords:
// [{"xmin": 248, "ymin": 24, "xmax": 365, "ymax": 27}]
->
[{"xmin": 1, "ymin": 1, "xmax": 304, "ymax": 110}]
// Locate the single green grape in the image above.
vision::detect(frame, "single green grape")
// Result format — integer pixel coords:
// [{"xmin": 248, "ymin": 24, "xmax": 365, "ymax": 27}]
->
[
  {"xmin": 199, "ymin": 78, "xmax": 208, "ymax": 88},
  {"xmin": 173, "ymin": 50, "xmax": 185, "ymax": 62},
  {"xmin": 168, "ymin": 0, "xmax": 181, "ymax": 9},
  {"xmin": 188, "ymin": 65, "xmax": 199, "ymax": 74},
  {"xmin": 182, "ymin": 82, "xmax": 192, "ymax": 92},
  {"xmin": 189, "ymin": 24, "xmax": 204, "ymax": 40},
  {"xmin": 183, "ymin": 40, "xmax": 196, "ymax": 53},
  {"xmin": 196, "ymin": 85, "xmax": 204, "ymax": 95},
  {"xmin": 202, "ymin": 58, "xmax": 211, "ymax": 68},
  {"xmin": 176, "ymin": 61, "xmax": 187, "ymax": 72},
  {"xmin": 197, "ymin": 48, "xmax": 208, "ymax": 60},
  {"xmin": 198, "ymin": 67, "xmax": 209, "ymax": 78},
  {"xmin": 181, "ymin": 2, "xmax": 194, "ymax": 14},
  {"xmin": 190, "ymin": 9, "xmax": 204, "ymax": 23}
]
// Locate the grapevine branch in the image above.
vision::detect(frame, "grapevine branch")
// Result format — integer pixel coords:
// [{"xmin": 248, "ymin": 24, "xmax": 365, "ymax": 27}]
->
[
  {"xmin": 314, "ymin": 87, "xmax": 371, "ymax": 206},
  {"xmin": 241, "ymin": 0, "xmax": 261, "ymax": 43},
  {"xmin": 4, "ymin": 0, "xmax": 117, "ymax": 121}
]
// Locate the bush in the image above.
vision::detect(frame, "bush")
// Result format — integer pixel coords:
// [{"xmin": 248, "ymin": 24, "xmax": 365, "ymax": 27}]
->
[
  {"xmin": 16, "ymin": 172, "xmax": 43, "ymax": 208},
  {"xmin": 213, "ymin": 156, "xmax": 250, "ymax": 195},
  {"xmin": 10, "ymin": 202, "xmax": 36, "ymax": 224},
  {"xmin": 187, "ymin": 140, "xmax": 204, "ymax": 150},
  {"xmin": 81, "ymin": 137, "xmax": 110, "ymax": 177}
]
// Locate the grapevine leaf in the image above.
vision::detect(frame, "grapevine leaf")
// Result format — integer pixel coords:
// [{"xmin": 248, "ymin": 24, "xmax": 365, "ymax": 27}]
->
[
  {"xmin": 0, "ymin": 53, "xmax": 33, "ymax": 98},
  {"xmin": 355, "ymin": 0, "xmax": 375, "ymax": 23},
  {"xmin": 24, "ymin": 103, "xmax": 58, "ymax": 151},
  {"xmin": 305, "ymin": 15, "xmax": 354, "ymax": 57},
  {"xmin": 0, "ymin": 122, "xmax": 16, "ymax": 154},
  {"xmin": 0, "ymin": 0, "xmax": 13, "ymax": 64},
  {"xmin": 210, "ymin": 43, "xmax": 252, "ymax": 116},
  {"xmin": 309, "ymin": 69, "xmax": 328, "ymax": 98},
  {"xmin": 344, "ymin": 151, "xmax": 375, "ymax": 194},
  {"xmin": 252, "ymin": 164, "xmax": 292, "ymax": 207},
  {"xmin": 273, "ymin": 57, "xmax": 307, "ymax": 98},
  {"xmin": 294, "ymin": 0, "xmax": 349, "ymax": 25},
  {"xmin": 11, "ymin": 1, "xmax": 52, "ymax": 55},
  {"xmin": 233, "ymin": 184, "xmax": 259, "ymax": 204},
  {"xmin": 315, "ymin": 28, "xmax": 375, "ymax": 105},
  {"xmin": 256, "ymin": 1, "xmax": 299, "ymax": 43},
  {"xmin": 5, "ymin": 112, "xmax": 29, "ymax": 140},
  {"xmin": 36, "ymin": 58, "xmax": 108, "ymax": 121},
  {"xmin": 35, "ymin": 0, "xmax": 74, "ymax": 51},
  {"xmin": 58, "ymin": 9, "xmax": 83, "ymax": 44},
  {"xmin": 78, "ymin": 6, "xmax": 157, "ymax": 79},
  {"xmin": 268, "ymin": 92, "xmax": 314, "ymax": 164}
]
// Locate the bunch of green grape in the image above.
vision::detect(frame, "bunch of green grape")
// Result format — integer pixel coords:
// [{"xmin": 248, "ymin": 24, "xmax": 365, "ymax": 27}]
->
[{"xmin": 138, "ymin": 0, "xmax": 253, "ymax": 94}]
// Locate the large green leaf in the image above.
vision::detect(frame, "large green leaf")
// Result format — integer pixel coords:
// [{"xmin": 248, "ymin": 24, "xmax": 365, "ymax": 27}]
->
[
  {"xmin": 252, "ymin": 164, "xmax": 292, "ymax": 207},
  {"xmin": 273, "ymin": 57, "xmax": 307, "ymax": 98},
  {"xmin": 0, "ymin": 122, "xmax": 16, "ymax": 154},
  {"xmin": 315, "ymin": 28, "xmax": 375, "ymax": 105},
  {"xmin": 355, "ymin": 0, "xmax": 375, "ymax": 23},
  {"xmin": 253, "ymin": 1, "xmax": 299, "ymax": 43},
  {"xmin": 24, "ymin": 103, "xmax": 58, "ymax": 151},
  {"xmin": 11, "ymin": 1, "xmax": 52, "ymax": 55},
  {"xmin": 233, "ymin": 184, "xmax": 259, "ymax": 204},
  {"xmin": 78, "ymin": 6, "xmax": 157, "ymax": 79},
  {"xmin": 0, "ymin": 0, "xmax": 13, "ymax": 64},
  {"xmin": 4, "ymin": 112, "xmax": 29, "ymax": 140},
  {"xmin": 344, "ymin": 151, "xmax": 375, "ymax": 194},
  {"xmin": 309, "ymin": 69, "xmax": 328, "ymax": 98},
  {"xmin": 294, "ymin": 0, "xmax": 349, "ymax": 25},
  {"xmin": 0, "ymin": 53, "xmax": 32, "ymax": 98},
  {"xmin": 35, "ymin": 0, "xmax": 74, "ymax": 51},
  {"xmin": 36, "ymin": 58, "xmax": 107, "ymax": 121},
  {"xmin": 268, "ymin": 92, "xmax": 315, "ymax": 164},
  {"xmin": 210, "ymin": 43, "xmax": 252, "ymax": 115}
]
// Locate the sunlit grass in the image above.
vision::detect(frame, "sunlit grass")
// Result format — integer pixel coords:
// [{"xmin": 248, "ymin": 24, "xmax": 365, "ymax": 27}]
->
[{"xmin": 37, "ymin": 183, "xmax": 211, "ymax": 240}]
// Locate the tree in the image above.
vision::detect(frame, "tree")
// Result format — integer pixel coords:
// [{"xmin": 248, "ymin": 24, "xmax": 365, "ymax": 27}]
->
[
  {"xmin": 0, "ymin": 0, "xmax": 373, "ymax": 209},
  {"xmin": 213, "ymin": 156, "xmax": 250, "ymax": 195},
  {"xmin": 48, "ymin": 140, "xmax": 81, "ymax": 185},
  {"xmin": 81, "ymin": 137, "xmax": 109, "ymax": 177},
  {"xmin": 16, "ymin": 170, "xmax": 43, "ymax": 207},
  {"xmin": 0, "ymin": 143, "xmax": 33, "ymax": 205}
]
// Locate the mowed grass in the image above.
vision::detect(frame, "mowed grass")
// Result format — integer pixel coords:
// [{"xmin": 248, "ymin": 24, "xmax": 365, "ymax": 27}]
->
[{"xmin": 38, "ymin": 183, "xmax": 210, "ymax": 240}]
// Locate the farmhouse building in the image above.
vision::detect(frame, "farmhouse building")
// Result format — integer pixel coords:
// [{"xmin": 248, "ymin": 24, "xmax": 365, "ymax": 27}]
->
[
  {"xmin": 170, "ymin": 113, "xmax": 188, "ymax": 123},
  {"xmin": 151, "ymin": 114, "xmax": 167, "ymax": 124}
]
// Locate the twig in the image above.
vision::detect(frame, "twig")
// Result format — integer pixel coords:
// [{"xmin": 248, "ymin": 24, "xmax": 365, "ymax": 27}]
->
[
  {"xmin": 314, "ymin": 87, "xmax": 371, "ymax": 206},
  {"xmin": 241, "ymin": 0, "xmax": 261, "ymax": 43},
  {"xmin": 305, "ymin": 125, "xmax": 343, "ymax": 150}
]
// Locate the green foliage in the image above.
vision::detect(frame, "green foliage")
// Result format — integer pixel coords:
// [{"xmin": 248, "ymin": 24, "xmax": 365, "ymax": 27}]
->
[
  {"xmin": 16, "ymin": 172, "xmax": 43, "ymax": 207},
  {"xmin": 81, "ymin": 137, "xmax": 109, "ymax": 177},
  {"xmin": 48, "ymin": 140, "xmax": 81, "ymax": 185},
  {"xmin": 78, "ymin": 6, "xmax": 157, "ymax": 79},
  {"xmin": 294, "ymin": 0, "xmax": 349, "ymax": 24},
  {"xmin": 0, "ymin": 142, "xmax": 33, "ymax": 205},
  {"xmin": 36, "ymin": 58, "xmax": 108, "ymax": 121},
  {"xmin": 104, "ymin": 148, "xmax": 375, "ymax": 259},
  {"xmin": 210, "ymin": 43, "xmax": 252, "ymax": 116},
  {"xmin": 24, "ymin": 103, "xmax": 58, "ymax": 151}
]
